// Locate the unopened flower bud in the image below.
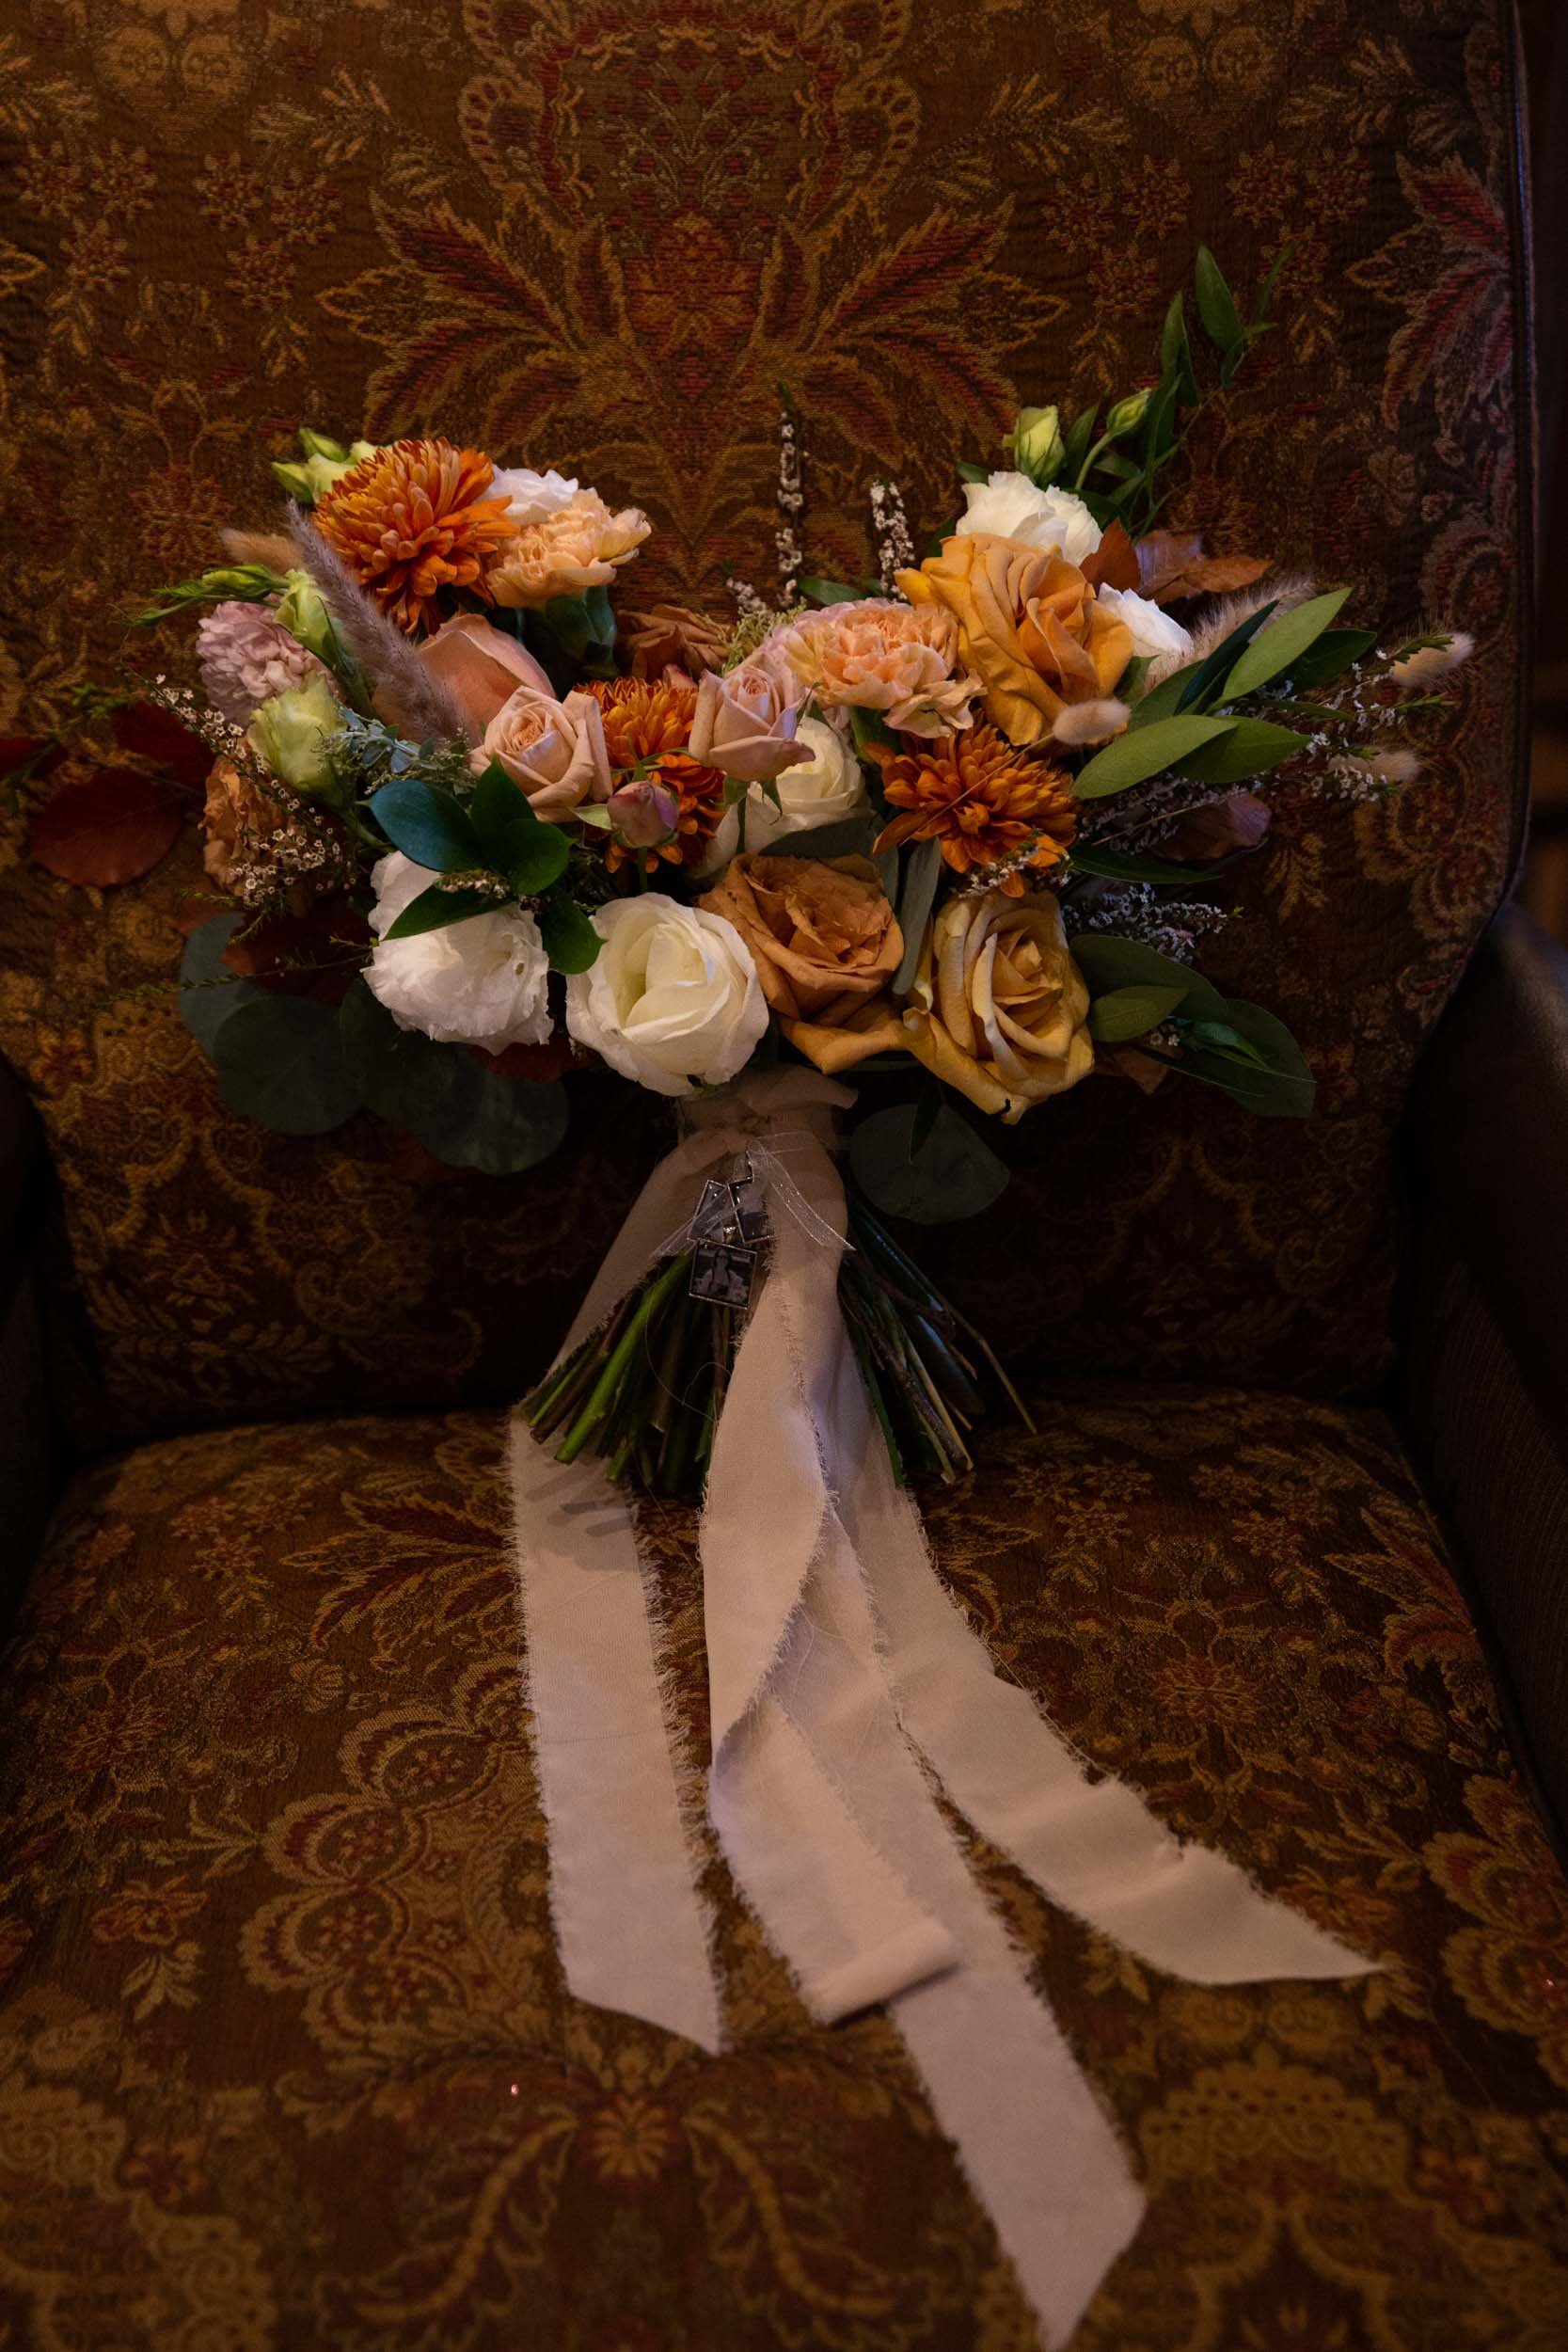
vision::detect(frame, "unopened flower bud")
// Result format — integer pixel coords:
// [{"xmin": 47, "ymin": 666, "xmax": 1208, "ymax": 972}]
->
[
  {"xmin": 272, "ymin": 570, "xmax": 338, "ymax": 664},
  {"xmin": 1008, "ymin": 405, "xmax": 1064, "ymax": 483},
  {"xmin": 272, "ymin": 433, "xmax": 378, "ymax": 507},
  {"xmin": 1105, "ymin": 389, "xmax": 1150, "ymax": 437},
  {"xmin": 608, "ymin": 778, "xmax": 679, "ymax": 847},
  {"xmin": 246, "ymin": 675, "xmax": 342, "ymax": 797}
]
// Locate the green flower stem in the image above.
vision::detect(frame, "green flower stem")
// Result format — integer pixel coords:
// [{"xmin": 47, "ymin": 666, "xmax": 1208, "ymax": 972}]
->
[{"xmin": 555, "ymin": 1254, "xmax": 692, "ymax": 1466}]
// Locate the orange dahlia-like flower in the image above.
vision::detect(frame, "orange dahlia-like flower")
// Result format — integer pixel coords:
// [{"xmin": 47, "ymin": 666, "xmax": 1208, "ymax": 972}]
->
[
  {"xmin": 313, "ymin": 438, "xmax": 514, "ymax": 634},
  {"xmin": 587, "ymin": 678, "xmax": 727, "ymax": 874},
  {"xmin": 874, "ymin": 723, "xmax": 1077, "ymax": 894}
]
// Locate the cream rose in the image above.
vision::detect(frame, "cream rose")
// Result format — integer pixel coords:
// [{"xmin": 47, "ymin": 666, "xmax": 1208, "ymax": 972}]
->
[
  {"xmin": 956, "ymin": 471, "xmax": 1101, "ymax": 568},
  {"xmin": 699, "ymin": 715, "xmax": 869, "ymax": 871},
  {"xmin": 365, "ymin": 852, "xmax": 552, "ymax": 1053},
  {"xmin": 564, "ymin": 894, "xmax": 768, "ymax": 1097},
  {"xmin": 902, "ymin": 889, "xmax": 1093, "ymax": 1122},
  {"xmin": 486, "ymin": 466, "xmax": 580, "ymax": 526},
  {"xmin": 481, "ymin": 685, "xmax": 613, "ymax": 821},
  {"xmin": 1092, "ymin": 586, "xmax": 1193, "ymax": 682}
]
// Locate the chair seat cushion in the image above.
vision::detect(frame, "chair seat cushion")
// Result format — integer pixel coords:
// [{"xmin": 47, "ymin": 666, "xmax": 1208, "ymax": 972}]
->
[{"xmin": 2, "ymin": 1390, "xmax": 1565, "ymax": 2348}]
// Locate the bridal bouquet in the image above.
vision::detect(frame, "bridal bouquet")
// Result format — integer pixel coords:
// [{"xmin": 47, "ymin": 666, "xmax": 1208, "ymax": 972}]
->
[{"xmin": 24, "ymin": 250, "xmax": 1466, "ymax": 1495}]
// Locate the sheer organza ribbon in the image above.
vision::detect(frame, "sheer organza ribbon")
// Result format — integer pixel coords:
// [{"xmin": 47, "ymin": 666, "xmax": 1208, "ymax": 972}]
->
[{"xmin": 508, "ymin": 1068, "xmax": 1371, "ymax": 2348}]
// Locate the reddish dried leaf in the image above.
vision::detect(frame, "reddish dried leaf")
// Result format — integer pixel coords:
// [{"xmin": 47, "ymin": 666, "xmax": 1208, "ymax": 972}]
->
[
  {"xmin": 1165, "ymin": 790, "xmax": 1272, "ymax": 862},
  {"xmin": 221, "ymin": 893, "xmax": 370, "ymax": 1004},
  {"xmin": 111, "ymin": 700, "xmax": 213, "ymax": 792},
  {"xmin": 0, "ymin": 735, "xmax": 64, "ymax": 782},
  {"xmin": 1135, "ymin": 530, "xmax": 1206, "ymax": 599},
  {"xmin": 30, "ymin": 768, "xmax": 184, "ymax": 886},
  {"xmin": 468, "ymin": 1035, "xmax": 579, "ymax": 1082},
  {"xmin": 1082, "ymin": 521, "xmax": 1140, "ymax": 594},
  {"xmin": 1180, "ymin": 554, "xmax": 1271, "ymax": 597}
]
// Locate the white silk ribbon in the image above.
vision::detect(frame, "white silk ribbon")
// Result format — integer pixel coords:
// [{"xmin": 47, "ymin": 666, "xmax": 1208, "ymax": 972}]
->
[{"xmin": 508, "ymin": 1068, "xmax": 1372, "ymax": 2348}]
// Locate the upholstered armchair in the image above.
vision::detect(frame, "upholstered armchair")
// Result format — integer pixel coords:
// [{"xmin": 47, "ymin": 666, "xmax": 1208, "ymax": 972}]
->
[{"xmin": 2, "ymin": 3, "xmax": 1566, "ymax": 2343}]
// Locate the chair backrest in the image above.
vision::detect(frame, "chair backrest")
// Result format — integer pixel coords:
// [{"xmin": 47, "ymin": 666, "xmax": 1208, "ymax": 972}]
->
[{"xmin": 0, "ymin": 3, "xmax": 1532, "ymax": 1451}]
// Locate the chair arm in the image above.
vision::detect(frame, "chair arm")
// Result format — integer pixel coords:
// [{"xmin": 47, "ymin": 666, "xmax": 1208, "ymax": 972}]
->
[
  {"xmin": 1398, "ymin": 902, "xmax": 1568, "ymax": 1830},
  {"xmin": 0, "ymin": 1058, "xmax": 55, "ymax": 1611}
]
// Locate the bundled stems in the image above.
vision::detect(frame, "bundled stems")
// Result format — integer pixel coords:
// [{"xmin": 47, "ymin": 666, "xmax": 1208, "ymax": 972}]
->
[{"xmin": 520, "ymin": 1192, "xmax": 1034, "ymax": 1502}]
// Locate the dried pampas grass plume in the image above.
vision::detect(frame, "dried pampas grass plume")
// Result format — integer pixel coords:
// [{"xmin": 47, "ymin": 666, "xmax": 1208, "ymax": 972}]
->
[
  {"xmin": 1050, "ymin": 698, "xmax": 1130, "ymax": 748},
  {"xmin": 221, "ymin": 527, "xmax": 298, "ymax": 573},
  {"xmin": 286, "ymin": 504, "xmax": 474, "ymax": 747},
  {"xmin": 1185, "ymin": 575, "xmax": 1320, "ymax": 668}
]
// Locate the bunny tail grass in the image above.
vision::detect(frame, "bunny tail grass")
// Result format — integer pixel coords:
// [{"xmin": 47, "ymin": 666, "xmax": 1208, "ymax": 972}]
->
[{"xmin": 286, "ymin": 504, "xmax": 475, "ymax": 746}]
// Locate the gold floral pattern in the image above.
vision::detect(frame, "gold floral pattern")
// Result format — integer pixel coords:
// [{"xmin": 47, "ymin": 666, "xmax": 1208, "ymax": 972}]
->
[
  {"xmin": 1, "ymin": 1390, "xmax": 1566, "ymax": 2346},
  {"xmin": 0, "ymin": 0, "xmax": 1530, "ymax": 1445}
]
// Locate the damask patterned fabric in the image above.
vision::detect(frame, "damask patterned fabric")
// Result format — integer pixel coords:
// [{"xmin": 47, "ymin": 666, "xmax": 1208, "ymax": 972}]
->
[
  {"xmin": 0, "ymin": 0, "xmax": 1532, "ymax": 1447},
  {"xmin": 2, "ymin": 1388, "xmax": 1566, "ymax": 2348}
]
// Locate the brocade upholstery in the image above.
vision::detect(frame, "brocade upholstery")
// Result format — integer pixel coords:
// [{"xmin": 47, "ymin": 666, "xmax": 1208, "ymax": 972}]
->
[
  {"xmin": 0, "ymin": 0, "xmax": 1531, "ymax": 1448},
  {"xmin": 2, "ymin": 1391, "xmax": 1567, "ymax": 2348}
]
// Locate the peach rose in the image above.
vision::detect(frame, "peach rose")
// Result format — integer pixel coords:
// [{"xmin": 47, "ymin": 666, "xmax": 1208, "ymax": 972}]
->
[
  {"xmin": 688, "ymin": 666, "xmax": 811, "ymax": 785},
  {"xmin": 482, "ymin": 684, "xmax": 613, "ymax": 821},
  {"xmin": 902, "ymin": 888, "xmax": 1092, "ymax": 1121},
  {"xmin": 699, "ymin": 852, "xmax": 907, "ymax": 1074},
  {"xmin": 623, "ymin": 602, "xmax": 729, "ymax": 679},
  {"xmin": 767, "ymin": 598, "xmax": 981, "ymax": 737},
  {"xmin": 407, "ymin": 613, "xmax": 556, "ymax": 733},
  {"xmin": 897, "ymin": 536, "xmax": 1133, "ymax": 748},
  {"xmin": 487, "ymin": 488, "xmax": 651, "ymax": 609}
]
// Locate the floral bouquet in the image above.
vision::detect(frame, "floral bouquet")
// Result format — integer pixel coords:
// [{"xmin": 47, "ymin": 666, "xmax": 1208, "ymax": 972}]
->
[{"xmin": 24, "ymin": 249, "xmax": 1467, "ymax": 1498}]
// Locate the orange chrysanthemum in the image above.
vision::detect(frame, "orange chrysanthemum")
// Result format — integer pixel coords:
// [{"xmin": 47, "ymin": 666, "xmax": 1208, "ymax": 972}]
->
[
  {"xmin": 874, "ymin": 723, "xmax": 1077, "ymax": 894},
  {"xmin": 587, "ymin": 678, "xmax": 727, "ymax": 874},
  {"xmin": 313, "ymin": 437, "xmax": 514, "ymax": 634}
]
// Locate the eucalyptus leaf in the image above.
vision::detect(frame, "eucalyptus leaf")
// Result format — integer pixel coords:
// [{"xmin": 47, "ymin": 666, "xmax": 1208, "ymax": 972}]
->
[
  {"xmin": 800, "ymin": 576, "xmax": 863, "ymax": 606},
  {"xmin": 382, "ymin": 883, "xmax": 504, "ymax": 940},
  {"xmin": 415, "ymin": 1061, "xmax": 570, "ymax": 1173},
  {"xmin": 1070, "ymin": 934, "xmax": 1227, "ymax": 1018},
  {"xmin": 1072, "ymin": 714, "xmax": 1237, "ymax": 800},
  {"xmin": 370, "ymin": 776, "xmax": 484, "ymax": 873},
  {"xmin": 1176, "ymin": 718, "xmax": 1307, "ymax": 786},
  {"xmin": 212, "ymin": 993, "xmax": 363, "ymax": 1136},
  {"xmin": 178, "ymin": 914, "xmax": 260, "ymax": 1055},
  {"xmin": 1175, "ymin": 994, "xmax": 1315, "ymax": 1119},
  {"xmin": 340, "ymin": 979, "xmax": 470, "ymax": 1129},
  {"xmin": 848, "ymin": 1099, "xmax": 1008, "ymax": 1225},
  {"xmin": 1195, "ymin": 246, "xmax": 1244, "ymax": 355},
  {"xmin": 539, "ymin": 895, "xmax": 601, "ymax": 975},
  {"xmin": 1086, "ymin": 984, "xmax": 1190, "ymax": 1043},
  {"xmin": 893, "ymin": 835, "xmax": 942, "ymax": 993},
  {"xmin": 1222, "ymin": 589, "xmax": 1351, "ymax": 701}
]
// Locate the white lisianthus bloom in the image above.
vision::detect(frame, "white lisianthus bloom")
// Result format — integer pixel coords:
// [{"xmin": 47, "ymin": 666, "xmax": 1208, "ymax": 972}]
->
[
  {"xmin": 955, "ymin": 470, "xmax": 1102, "ymax": 567},
  {"xmin": 565, "ymin": 895, "xmax": 768, "ymax": 1097},
  {"xmin": 365, "ymin": 852, "xmax": 552, "ymax": 1052},
  {"xmin": 1092, "ymin": 586, "xmax": 1195, "ymax": 682},
  {"xmin": 699, "ymin": 715, "xmax": 869, "ymax": 873},
  {"xmin": 487, "ymin": 467, "xmax": 581, "ymax": 527}
]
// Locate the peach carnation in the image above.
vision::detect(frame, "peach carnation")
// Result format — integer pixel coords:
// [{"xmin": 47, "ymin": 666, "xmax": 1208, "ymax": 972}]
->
[
  {"xmin": 762, "ymin": 598, "xmax": 981, "ymax": 738},
  {"xmin": 313, "ymin": 438, "xmax": 514, "ymax": 635},
  {"xmin": 488, "ymin": 489, "xmax": 651, "ymax": 610}
]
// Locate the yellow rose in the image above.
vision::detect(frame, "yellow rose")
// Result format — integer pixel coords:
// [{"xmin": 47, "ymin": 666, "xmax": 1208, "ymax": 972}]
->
[
  {"xmin": 902, "ymin": 888, "xmax": 1092, "ymax": 1122},
  {"xmin": 898, "ymin": 534, "xmax": 1132, "ymax": 747}
]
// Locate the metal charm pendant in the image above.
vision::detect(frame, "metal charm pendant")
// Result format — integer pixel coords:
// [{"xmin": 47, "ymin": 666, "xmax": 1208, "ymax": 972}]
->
[
  {"xmin": 689, "ymin": 1240, "xmax": 757, "ymax": 1308},
  {"xmin": 690, "ymin": 1178, "xmax": 741, "ymax": 1245}
]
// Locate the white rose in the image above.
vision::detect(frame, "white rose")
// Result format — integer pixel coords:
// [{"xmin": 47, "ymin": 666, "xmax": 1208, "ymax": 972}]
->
[
  {"xmin": 956, "ymin": 470, "xmax": 1102, "ymax": 567},
  {"xmin": 1092, "ymin": 586, "xmax": 1194, "ymax": 682},
  {"xmin": 565, "ymin": 894, "xmax": 768, "ymax": 1097},
  {"xmin": 486, "ymin": 467, "xmax": 580, "ymax": 527},
  {"xmin": 698, "ymin": 715, "xmax": 869, "ymax": 872},
  {"xmin": 364, "ymin": 852, "xmax": 552, "ymax": 1052}
]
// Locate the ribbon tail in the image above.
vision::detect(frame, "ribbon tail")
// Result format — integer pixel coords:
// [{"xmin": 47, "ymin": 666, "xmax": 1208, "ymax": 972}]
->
[{"xmin": 848, "ymin": 1437, "xmax": 1373, "ymax": 1987}]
